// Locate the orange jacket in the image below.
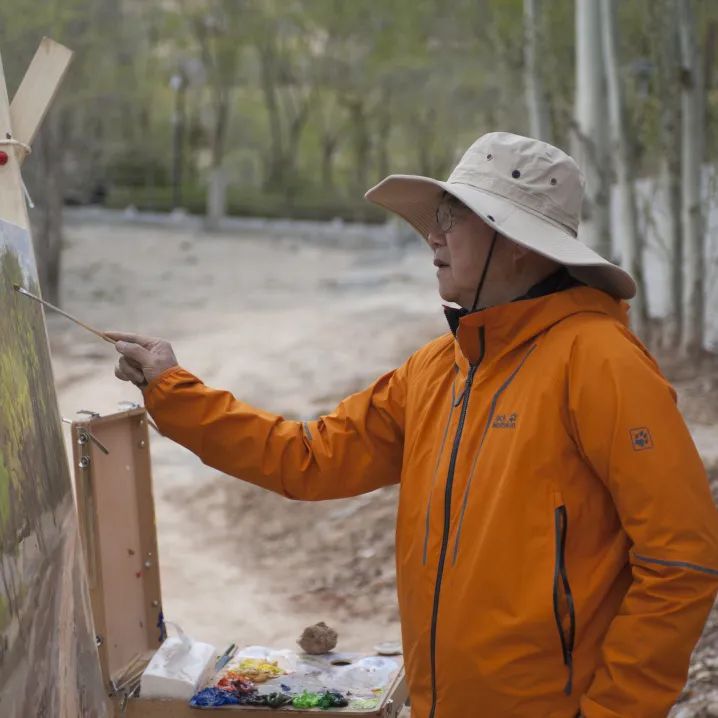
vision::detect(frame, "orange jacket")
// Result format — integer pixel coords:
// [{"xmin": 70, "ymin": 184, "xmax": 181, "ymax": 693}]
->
[{"xmin": 144, "ymin": 286, "xmax": 718, "ymax": 718}]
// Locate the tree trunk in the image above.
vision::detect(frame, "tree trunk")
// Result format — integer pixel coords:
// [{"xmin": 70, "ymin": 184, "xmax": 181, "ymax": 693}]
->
[
  {"xmin": 206, "ymin": 166, "xmax": 226, "ymax": 231},
  {"xmin": 704, "ymin": 21, "xmax": 717, "ymax": 91},
  {"xmin": 599, "ymin": 0, "xmax": 648, "ymax": 337},
  {"xmin": 523, "ymin": 0, "xmax": 553, "ymax": 142},
  {"xmin": 376, "ymin": 126, "xmax": 391, "ymax": 179},
  {"xmin": 206, "ymin": 91, "xmax": 229, "ymax": 232},
  {"xmin": 284, "ymin": 92, "xmax": 312, "ymax": 199},
  {"xmin": 257, "ymin": 43, "xmax": 285, "ymax": 190},
  {"xmin": 171, "ymin": 77, "xmax": 187, "ymax": 210},
  {"xmin": 678, "ymin": 0, "xmax": 705, "ymax": 354},
  {"xmin": 414, "ymin": 108, "xmax": 439, "ymax": 177},
  {"xmin": 651, "ymin": 0, "xmax": 683, "ymax": 349},
  {"xmin": 572, "ymin": 0, "xmax": 611, "ymax": 260},
  {"xmin": 33, "ymin": 110, "xmax": 64, "ymax": 306},
  {"xmin": 316, "ymin": 90, "xmax": 342, "ymax": 192},
  {"xmin": 375, "ymin": 90, "xmax": 393, "ymax": 180},
  {"xmin": 321, "ymin": 136, "xmax": 338, "ymax": 189},
  {"xmin": 347, "ymin": 98, "xmax": 370, "ymax": 193},
  {"xmin": 660, "ymin": 159, "xmax": 683, "ymax": 348},
  {"xmin": 191, "ymin": 11, "xmax": 240, "ymax": 224}
]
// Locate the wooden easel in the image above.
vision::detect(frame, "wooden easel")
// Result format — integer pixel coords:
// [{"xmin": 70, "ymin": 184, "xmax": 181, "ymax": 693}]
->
[
  {"xmin": 0, "ymin": 37, "xmax": 73, "ymax": 228},
  {"xmin": 0, "ymin": 36, "xmax": 113, "ymax": 718}
]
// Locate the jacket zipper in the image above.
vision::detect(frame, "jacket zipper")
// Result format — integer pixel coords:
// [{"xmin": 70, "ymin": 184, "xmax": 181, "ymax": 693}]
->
[
  {"xmin": 422, "ymin": 371, "xmax": 459, "ymax": 565},
  {"xmin": 451, "ymin": 343, "xmax": 537, "ymax": 564},
  {"xmin": 552, "ymin": 505, "xmax": 576, "ymax": 695},
  {"xmin": 427, "ymin": 329, "xmax": 484, "ymax": 718}
]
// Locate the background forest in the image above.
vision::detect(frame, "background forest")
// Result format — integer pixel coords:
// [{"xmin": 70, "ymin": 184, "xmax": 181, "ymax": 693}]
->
[{"xmin": 1, "ymin": 0, "xmax": 718, "ymax": 354}]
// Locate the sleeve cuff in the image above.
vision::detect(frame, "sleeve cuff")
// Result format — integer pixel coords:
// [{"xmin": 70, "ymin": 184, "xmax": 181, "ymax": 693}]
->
[{"xmin": 142, "ymin": 365, "xmax": 200, "ymax": 404}]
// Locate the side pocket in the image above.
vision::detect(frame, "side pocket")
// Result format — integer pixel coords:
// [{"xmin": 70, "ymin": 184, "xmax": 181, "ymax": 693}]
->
[{"xmin": 552, "ymin": 504, "xmax": 576, "ymax": 696}]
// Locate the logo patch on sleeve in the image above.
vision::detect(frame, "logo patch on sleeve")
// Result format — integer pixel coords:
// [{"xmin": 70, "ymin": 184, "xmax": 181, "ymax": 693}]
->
[{"xmin": 630, "ymin": 427, "xmax": 654, "ymax": 451}]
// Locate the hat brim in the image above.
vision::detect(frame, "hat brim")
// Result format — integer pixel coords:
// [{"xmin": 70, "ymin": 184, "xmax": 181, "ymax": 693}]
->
[{"xmin": 365, "ymin": 174, "xmax": 636, "ymax": 300}]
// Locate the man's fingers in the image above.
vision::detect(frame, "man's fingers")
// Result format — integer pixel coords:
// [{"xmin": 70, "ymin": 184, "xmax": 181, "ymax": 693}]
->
[
  {"xmin": 106, "ymin": 331, "xmax": 157, "ymax": 348},
  {"xmin": 115, "ymin": 364, "xmax": 132, "ymax": 383},
  {"xmin": 115, "ymin": 362, "xmax": 148, "ymax": 388},
  {"xmin": 109, "ymin": 332, "xmax": 177, "ymax": 386},
  {"xmin": 115, "ymin": 340, "xmax": 152, "ymax": 365},
  {"xmin": 118, "ymin": 357, "xmax": 146, "ymax": 385},
  {"xmin": 124, "ymin": 354, "xmax": 143, "ymax": 370}
]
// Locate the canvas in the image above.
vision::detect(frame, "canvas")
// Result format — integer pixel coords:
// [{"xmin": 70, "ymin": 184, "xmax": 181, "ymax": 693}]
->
[{"xmin": 0, "ymin": 217, "xmax": 108, "ymax": 717}]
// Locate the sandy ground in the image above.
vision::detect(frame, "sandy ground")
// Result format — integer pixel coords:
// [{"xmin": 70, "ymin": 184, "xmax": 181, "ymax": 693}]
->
[
  {"xmin": 47, "ymin": 217, "xmax": 718, "ymax": 714},
  {"xmin": 49, "ymin": 219, "xmax": 442, "ymax": 654}
]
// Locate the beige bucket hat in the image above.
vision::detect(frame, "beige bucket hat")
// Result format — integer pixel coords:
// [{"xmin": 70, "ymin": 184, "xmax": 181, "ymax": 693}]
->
[{"xmin": 365, "ymin": 131, "xmax": 636, "ymax": 299}]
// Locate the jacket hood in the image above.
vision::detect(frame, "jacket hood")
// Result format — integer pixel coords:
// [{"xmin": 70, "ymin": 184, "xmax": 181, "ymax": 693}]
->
[{"xmin": 451, "ymin": 286, "xmax": 630, "ymax": 370}]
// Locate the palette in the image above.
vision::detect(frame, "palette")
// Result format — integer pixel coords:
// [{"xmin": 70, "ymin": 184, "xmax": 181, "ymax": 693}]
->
[
  {"xmin": 190, "ymin": 648, "xmax": 405, "ymax": 713},
  {"xmin": 115, "ymin": 649, "xmax": 406, "ymax": 717}
]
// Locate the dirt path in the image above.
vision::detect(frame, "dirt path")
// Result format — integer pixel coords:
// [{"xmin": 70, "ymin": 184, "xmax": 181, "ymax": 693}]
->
[{"xmin": 50, "ymin": 220, "xmax": 442, "ymax": 654}]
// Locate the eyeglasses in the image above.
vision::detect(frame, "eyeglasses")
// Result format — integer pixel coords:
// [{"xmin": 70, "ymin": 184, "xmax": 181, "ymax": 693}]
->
[{"xmin": 435, "ymin": 199, "xmax": 468, "ymax": 234}]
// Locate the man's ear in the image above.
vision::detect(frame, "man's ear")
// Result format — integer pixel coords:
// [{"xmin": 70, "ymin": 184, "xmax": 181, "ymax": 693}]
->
[{"xmin": 510, "ymin": 242, "xmax": 531, "ymax": 267}]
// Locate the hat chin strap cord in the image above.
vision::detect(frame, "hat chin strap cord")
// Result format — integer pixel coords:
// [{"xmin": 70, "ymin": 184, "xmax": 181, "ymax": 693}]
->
[{"xmin": 469, "ymin": 230, "xmax": 499, "ymax": 313}]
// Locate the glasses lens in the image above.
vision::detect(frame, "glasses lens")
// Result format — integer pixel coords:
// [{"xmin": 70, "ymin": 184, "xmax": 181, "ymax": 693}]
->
[{"xmin": 436, "ymin": 204, "xmax": 453, "ymax": 233}]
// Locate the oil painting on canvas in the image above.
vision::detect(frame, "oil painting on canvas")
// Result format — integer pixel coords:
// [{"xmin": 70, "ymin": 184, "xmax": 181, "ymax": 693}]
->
[{"xmin": 0, "ymin": 217, "xmax": 106, "ymax": 716}]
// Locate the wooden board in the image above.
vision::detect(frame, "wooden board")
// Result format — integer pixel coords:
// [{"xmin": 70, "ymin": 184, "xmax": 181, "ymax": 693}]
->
[
  {"xmin": 72, "ymin": 408, "xmax": 165, "ymax": 687},
  {"xmin": 9, "ymin": 37, "xmax": 73, "ymax": 165},
  {"xmin": 0, "ymin": 46, "xmax": 30, "ymax": 226}
]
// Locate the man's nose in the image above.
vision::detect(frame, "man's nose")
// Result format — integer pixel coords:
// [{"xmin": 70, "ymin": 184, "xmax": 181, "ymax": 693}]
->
[{"xmin": 428, "ymin": 229, "xmax": 446, "ymax": 249}]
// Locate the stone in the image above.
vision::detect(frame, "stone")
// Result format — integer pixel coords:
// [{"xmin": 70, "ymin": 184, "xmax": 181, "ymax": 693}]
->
[{"xmin": 297, "ymin": 621, "xmax": 338, "ymax": 655}]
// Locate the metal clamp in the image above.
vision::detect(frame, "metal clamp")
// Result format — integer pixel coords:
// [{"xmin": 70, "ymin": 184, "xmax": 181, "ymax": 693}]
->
[
  {"xmin": 118, "ymin": 401, "xmax": 141, "ymax": 410},
  {"xmin": 77, "ymin": 409, "xmax": 101, "ymax": 418},
  {"xmin": 77, "ymin": 428, "xmax": 110, "ymax": 455}
]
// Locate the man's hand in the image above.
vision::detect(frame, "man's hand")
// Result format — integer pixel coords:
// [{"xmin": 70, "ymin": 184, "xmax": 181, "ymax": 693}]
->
[{"xmin": 106, "ymin": 331, "xmax": 179, "ymax": 389}]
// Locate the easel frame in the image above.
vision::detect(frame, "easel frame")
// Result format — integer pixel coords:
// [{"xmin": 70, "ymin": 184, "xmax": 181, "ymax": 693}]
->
[
  {"xmin": 0, "ymin": 34, "xmax": 115, "ymax": 718},
  {"xmin": 0, "ymin": 37, "xmax": 73, "ymax": 227}
]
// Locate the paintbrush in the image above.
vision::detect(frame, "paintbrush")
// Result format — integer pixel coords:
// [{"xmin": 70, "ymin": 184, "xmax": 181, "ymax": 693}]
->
[
  {"xmin": 12, "ymin": 283, "xmax": 116, "ymax": 345},
  {"xmin": 215, "ymin": 643, "xmax": 237, "ymax": 671}
]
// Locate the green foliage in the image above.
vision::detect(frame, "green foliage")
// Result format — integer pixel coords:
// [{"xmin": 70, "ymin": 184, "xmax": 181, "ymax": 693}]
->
[
  {"xmin": 105, "ymin": 184, "xmax": 386, "ymax": 223},
  {"xmin": 1, "ymin": 0, "xmax": 718, "ymax": 218},
  {"xmin": 106, "ymin": 150, "xmax": 171, "ymax": 187}
]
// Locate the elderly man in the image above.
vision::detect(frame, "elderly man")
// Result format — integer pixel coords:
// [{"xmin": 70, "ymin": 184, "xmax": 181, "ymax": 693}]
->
[{"xmin": 109, "ymin": 133, "xmax": 718, "ymax": 718}]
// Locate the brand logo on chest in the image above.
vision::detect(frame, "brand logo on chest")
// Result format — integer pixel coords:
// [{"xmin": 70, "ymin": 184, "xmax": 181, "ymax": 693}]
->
[{"xmin": 492, "ymin": 412, "xmax": 517, "ymax": 429}]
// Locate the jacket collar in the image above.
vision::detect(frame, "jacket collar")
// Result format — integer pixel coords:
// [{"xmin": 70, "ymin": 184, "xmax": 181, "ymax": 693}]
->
[
  {"xmin": 443, "ymin": 268, "xmax": 582, "ymax": 336},
  {"xmin": 449, "ymin": 285, "xmax": 629, "ymax": 371}
]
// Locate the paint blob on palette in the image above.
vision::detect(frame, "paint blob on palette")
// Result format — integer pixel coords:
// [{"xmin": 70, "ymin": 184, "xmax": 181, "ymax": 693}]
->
[
  {"xmin": 0, "ymin": 218, "xmax": 107, "ymax": 717},
  {"xmin": 190, "ymin": 645, "xmax": 401, "ymax": 711}
]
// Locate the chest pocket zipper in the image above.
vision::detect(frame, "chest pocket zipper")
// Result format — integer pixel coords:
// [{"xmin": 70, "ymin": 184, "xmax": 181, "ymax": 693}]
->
[{"xmin": 553, "ymin": 504, "xmax": 576, "ymax": 695}]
